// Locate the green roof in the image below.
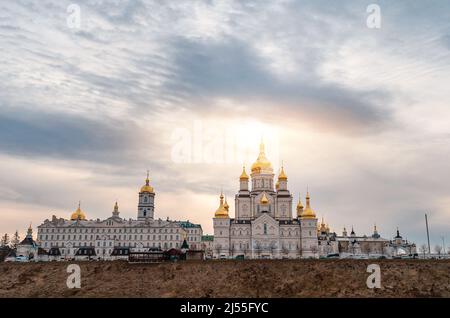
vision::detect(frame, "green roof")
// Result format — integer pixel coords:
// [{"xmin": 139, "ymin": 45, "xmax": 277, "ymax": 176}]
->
[
  {"xmin": 179, "ymin": 221, "xmax": 201, "ymax": 228},
  {"xmin": 201, "ymin": 235, "xmax": 214, "ymax": 241}
]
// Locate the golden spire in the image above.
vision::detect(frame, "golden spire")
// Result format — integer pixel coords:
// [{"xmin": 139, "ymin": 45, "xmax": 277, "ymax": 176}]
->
[
  {"xmin": 70, "ymin": 201, "xmax": 87, "ymax": 221},
  {"xmin": 140, "ymin": 170, "xmax": 154, "ymax": 193},
  {"xmin": 251, "ymin": 140, "xmax": 273, "ymax": 174},
  {"xmin": 301, "ymin": 190, "xmax": 316, "ymax": 219},
  {"xmin": 114, "ymin": 201, "xmax": 119, "ymax": 213},
  {"xmin": 278, "ymin": 164, "xmax": 287, "ymax": 181},
  {"xmin": 260, "ymin": 192, "xmax": 269, "ymax": 205},
  {"xmin": 214, "ymin": 191, "xmax": 229, "ymax": 218},
  {"xmin": 27, "ymin": 222, "xmax": 33, "ymax": 236},
  {"xmin": 239, "ymin": 165, "xmax": 249, "ymax": 180}
]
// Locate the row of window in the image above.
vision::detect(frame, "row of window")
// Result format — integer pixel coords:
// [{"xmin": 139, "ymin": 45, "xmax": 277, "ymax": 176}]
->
[
  {"xmin": 39, "ymin": 234, "xmax": 189, "ymax": 241},
  {"xmin": 44, "ymin": 241, "xmax": 180, "ymax": 248},
  {"xmin": 39, "ymin": 234, "xmax": 201, "ymax": 243},
  {"xmin": 39, "ymin": 227, "xmax": 182, "ymax": 234},
  {"xmin": 219, "ymin": 242, "xmax": 301, "ymax": 250}
]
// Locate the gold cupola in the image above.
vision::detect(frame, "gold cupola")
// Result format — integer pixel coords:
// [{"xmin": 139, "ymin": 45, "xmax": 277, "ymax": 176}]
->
[
  {"xmin": 26, "ymin": 223, "xmax": 33, "ymax": 237},
  {"xmin": 278, "ymin": 165, "xmax": 287, "ymax": 181},
  {"xmin": 251, "ymin": 141, "xmax": 273, "ymax": 174},
  {"xmin": 70, "ymin": 201, "xmax": 87, "ymax": 221},
  {"xmin": 214, "ymin": 192, "xmax": 229, "ymax": 218},
  {"xmin": 296, "ymin": 194, "xmax": 304, "ymax": 217},
  {"xmin": 224, "ymin": 196, "xmax": 230, "ymax": 211},
  {"xmin": 301, "ymin": 191, "xmax": 316, "ymax": 219},
  {"xmin": 260, "ymin": 192, "xmax": 269, "ymax": 205},
  {"xmin": 239, "ymin": 166, "xmax": 249, "ymax": 180},
  {"xmin": 319, "ymin": 217, "xmax": 327, "ymax": 232},
  {"xmin": 140, "ymin": 171, "xmax": 154, "ymax": 193}
]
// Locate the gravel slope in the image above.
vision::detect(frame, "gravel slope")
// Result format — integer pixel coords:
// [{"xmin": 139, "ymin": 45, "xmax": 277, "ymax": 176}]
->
[{"xmin": 1, "ymin": 259, "xmax": 449, "ymax": 298}]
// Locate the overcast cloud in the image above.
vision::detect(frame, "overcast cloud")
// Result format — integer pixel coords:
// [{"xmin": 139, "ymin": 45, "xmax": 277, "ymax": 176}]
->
[{"xmin": 0, "ymin": 0, "xmax": 450, "ymax": 246}]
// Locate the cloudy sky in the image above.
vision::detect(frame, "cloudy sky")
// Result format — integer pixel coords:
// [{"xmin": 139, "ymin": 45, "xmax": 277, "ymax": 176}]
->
[{"xmin": 1, "ymin": 0, "xmax": 450, "ymax": 247}]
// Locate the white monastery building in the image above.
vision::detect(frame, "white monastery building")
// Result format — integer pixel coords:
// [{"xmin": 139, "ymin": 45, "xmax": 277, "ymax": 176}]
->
[{"xmin": 35, "ymin": 173, "xmax": 202, "ymax": 260}]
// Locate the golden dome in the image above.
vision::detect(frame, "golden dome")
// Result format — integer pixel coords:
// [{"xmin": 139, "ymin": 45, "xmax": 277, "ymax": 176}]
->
[
  {"xmin": 239, "ymin": 166, "xmax": 249, "ymax": 180},
  {"xmin": 140, "ymin": 171, "xmax": 154, "ymax": 193},
  {"xmin": 301, "ymin": 191, "xmax": 316, "ymax": 219},
  {"xmin": 319, "ymin": 217, "xmax": 327, "ymax": 232},
  {"xmin": 224, "ymin": 197, "xmax": 230, "ymax": 211},
  {"xmin": 70, "ymin": 202, "xmax": 87, "ymax": 221},
  {"xmin": 296, "ymin": 196, "xmax": 304, "ymax": 217},
  {"xmin": 260, "ymin": 192, "xmax": 269, "ymax": 205},
  {"xmin": 251, "ymin": 141, "xmax": 273, "ymax": 174},
  {"xmin": 278, "ymin": 166, "xmax": 287, "ymax": 181},
  {"xmin": 214, "ymin": 192, "xmax": 229, "ymax": 218}
]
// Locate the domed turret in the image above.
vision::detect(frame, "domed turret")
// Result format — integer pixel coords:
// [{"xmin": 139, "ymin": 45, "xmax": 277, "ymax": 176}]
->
[
  {"xmin": 296, "ymin": 195, "xmax": 304, "ymax": 217},
  {"xmin": 70, "ymin": 201, "xmax": 87, "ymax": 221},
  {"xmin": 239, "ymin": 166, "xmax": 249, "ymax": 180},
  {"xmin": 214, "ymin": 192, "xmax": 229, "ymax": 218},
  {"xmin": 278, "ymin": 166, "xmax": 287, "ymax": 181},
  {"xmin": 251, "ymin": 141, "xmax": 273, "ymax": 174},
  {"xmin": 140, "ymin": 171, "xmax": 154, "ymax": 193},
  {"xmin": 300, "ymin": 191, "xmax": 316, "ymax": 219},
  {"xmin": 224, "ymin": 197, "xmax": 230, "ymax": 212}
]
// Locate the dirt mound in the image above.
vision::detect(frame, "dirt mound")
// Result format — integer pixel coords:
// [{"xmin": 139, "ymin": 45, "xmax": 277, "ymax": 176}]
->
[{"xmin": 1, "ymin": 259, "xmax": 449, "ymax": 298}]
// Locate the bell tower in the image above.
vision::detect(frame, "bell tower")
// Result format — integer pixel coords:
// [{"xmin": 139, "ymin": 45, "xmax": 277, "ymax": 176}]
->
[{"xmin": 138, "ymin": 171, "xmax": 155, "ymax": 220}]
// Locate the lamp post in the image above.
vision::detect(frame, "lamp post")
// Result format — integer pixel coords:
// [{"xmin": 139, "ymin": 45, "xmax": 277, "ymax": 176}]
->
[{"xmin": 425, "ymin": 213, "xmax": 431, "ymax": 255}]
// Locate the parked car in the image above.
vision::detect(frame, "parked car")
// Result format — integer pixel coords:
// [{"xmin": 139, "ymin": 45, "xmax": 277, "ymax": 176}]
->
[{"xmin": 15, "ymin": 256, "xmax": 28, "ymax": 262}]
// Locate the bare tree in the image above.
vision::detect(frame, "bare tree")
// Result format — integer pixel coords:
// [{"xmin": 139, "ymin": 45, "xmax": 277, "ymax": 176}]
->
[
  {"xmin": 254, "ymin": 241, "xmax": 262, "ymax": 259},
  {"xmin": 229, "ymin": 243, "xmax": 236, "ymax": 258},
  {"xmin": 281, "ymin": 244, "xmax": 289, "ymax": 258},
  {"xmin": 11, "ymin": 231, "xmax": 20, "ymax": 249},
  {"xmin": 362, "ymin": 244, "xmax": 370, "ymax": 256},
  {"xmin": 214, "ymin": 244, "xmax": 222, "ymax": 258},
  {"xmin": 296, "ymin": 243, "xmax": 302, "ymax": 259},
  {"xmin": 382, "ymin": 245, "xmax": 391, "ymax": 257},
  {"xmin": 434, "ymin": 245, "xmax": 442, "ymax": 258},
  {"xmin": 241, "ymin": 243, "xmax": 249, "ymax": 259},
  {"xmin": 269, "ymin": 241, "xmax": 277, "ymax": 259},
  {"xmin": 0, "ymin": 234, "xmax": 10, "ymax": 247},
  {"xmin": 350, "ymin": 243, "xmax": 356, "ymax": 255},
  {"xmin": 310, "ymin": 245, "xmax": 318, "ymax": 258}
]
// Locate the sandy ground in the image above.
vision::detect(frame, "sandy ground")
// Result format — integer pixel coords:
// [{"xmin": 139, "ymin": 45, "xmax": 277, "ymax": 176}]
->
[{"xmin": 1, "ymin": 259, "xmax": 449, "ymax": 298}]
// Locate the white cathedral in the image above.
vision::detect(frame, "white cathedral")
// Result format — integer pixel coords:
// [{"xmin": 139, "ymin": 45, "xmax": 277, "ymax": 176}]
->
[{"xmin": 213, "ymin": 142, "xmax": 319, "ymax": 259}]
